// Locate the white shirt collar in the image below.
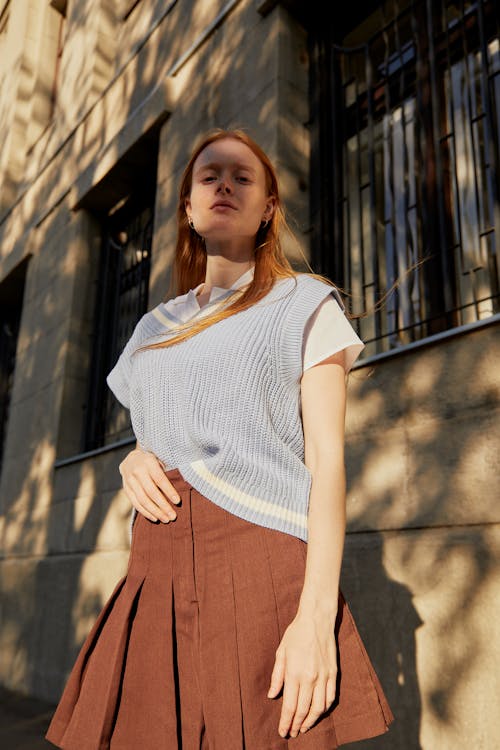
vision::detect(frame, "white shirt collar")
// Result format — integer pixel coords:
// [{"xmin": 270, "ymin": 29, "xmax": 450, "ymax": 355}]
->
[
  {"xmin": 160, "ymin": 265, "xmax": 256, "ymax": 325},
  {"xmin": 193, "ymin": 265, "xmax": 255, "ymax": 297},
  {"xmin": 173, "ymin": 265, "xmax": 255, "ymax": 307}
]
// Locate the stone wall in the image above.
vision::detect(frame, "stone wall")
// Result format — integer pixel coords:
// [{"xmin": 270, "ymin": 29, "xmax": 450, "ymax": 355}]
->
[{"xmin": 343, "ymin": 322, "xmax": 499, "ymax": 749}]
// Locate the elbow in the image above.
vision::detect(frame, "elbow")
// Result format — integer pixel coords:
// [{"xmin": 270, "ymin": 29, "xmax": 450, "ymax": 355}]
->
[{"xmin": 304, "ymin": 444, "xmax": 345, "ymax": 478}]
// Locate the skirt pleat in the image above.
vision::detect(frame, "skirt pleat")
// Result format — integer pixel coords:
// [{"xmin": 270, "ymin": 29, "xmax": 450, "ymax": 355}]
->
[
  {"xmin": 216, "ymin": 510, "xmax": 393, "ymax": 749},
  {"xmin": 109, "ymin": 513, "xmax": 180, "ymax": 748},
  {"xmin": 46, "ymin": 497, "xmax": 151, "ymax": 750},
  {"xmin": 46, "ymin": 573, "xmax": 147, "ymax": 750},
  {"xmin": 190, "ymin": 493, "xmax": 246, "ymax": 748},
  {"xmin": 331, "ymin": 599, "xmax": 394, "ymax": 746},
  {"xmin": 46, "ymin": 470, "xmax": 394, "ymax": 750}
]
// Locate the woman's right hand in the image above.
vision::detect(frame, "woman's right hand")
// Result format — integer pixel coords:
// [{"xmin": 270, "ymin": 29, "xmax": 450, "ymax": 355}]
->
[{"xmin": 118, "ymin": 446, "xmax": 181, "ymax": 523}]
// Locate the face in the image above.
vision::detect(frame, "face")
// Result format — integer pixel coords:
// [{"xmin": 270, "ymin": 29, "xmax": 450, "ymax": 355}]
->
[{"xmin": 185, "ymin": 138, "xmax": 275, "ymax": 243}]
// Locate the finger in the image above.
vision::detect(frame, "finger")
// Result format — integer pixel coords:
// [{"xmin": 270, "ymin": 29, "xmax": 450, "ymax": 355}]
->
[
  {"xmin": 126, "ymin": 469, "xmax": 179, "ymax": 521},
  {"xmin": 151, "ymin": 466, "xmax": 182, "ymax": 506},
  {"xmin": 299, "ymin": 681, "xmax": 328, "ymax": 735},
  {"xmin": 140, "ymin": 476, "xmax": 179, "ymax": 520},
  {"xmin": 121, "ymin": 478, "xmax": 159, "ymax": 523},
  {"xmin": 289, "ymin": 681, "xmax": 314, "ymax": 738},
  {"xmin": 128, "ymin": 460, "xmax": 179, "ymax": 512},
  {"xmin": 268, "ymin": 650, "xmax": 285, "ymax": 698},
  {"xmin": 120, "ymin": 452, "xmax": 181, "ymax": 508},
  {"xmin": 325, "ymin": 674, "xmax": 337, "ymax": 708},
  {"xmin": 278, "ymin": 677, "xmax": 299, "ymax": 738},
  {"xmin": 125, "ymin": 476, "xmax": 173, "ymax": 522}
]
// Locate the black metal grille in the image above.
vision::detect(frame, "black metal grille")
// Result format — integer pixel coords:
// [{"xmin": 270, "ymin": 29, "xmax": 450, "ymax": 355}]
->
[
  {"xmin": 0, "ymin": 260, "xmax": 26, "ymax": 477},
  {"xmin": 0, "ymin": 316, "xmax": 20, "ymax": 475},
  {"xmin": 312, "ymin": 0, "xmax": 499, "ymax": 356},
  {"xmin": 84, "ymin": 200, "xmax": 153, "ymax": 450}
]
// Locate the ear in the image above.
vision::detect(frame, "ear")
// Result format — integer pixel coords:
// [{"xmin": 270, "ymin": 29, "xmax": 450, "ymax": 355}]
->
[
  {"xmin": 263, "ymin": 195, "xmax": 276, "ymax": 222},
  {"xmin": 184, "ymin": 197, "xmax": 192, "ymax": 216}
]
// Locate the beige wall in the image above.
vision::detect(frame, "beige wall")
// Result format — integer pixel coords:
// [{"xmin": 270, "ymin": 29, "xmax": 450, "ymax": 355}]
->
[
  {"xmin": 0, "ymin": 2, "xmax": 498, "ymax": 748},
  {"xmin": 342, "ymin": 322, "xmax": 500, "ymax": 749}
]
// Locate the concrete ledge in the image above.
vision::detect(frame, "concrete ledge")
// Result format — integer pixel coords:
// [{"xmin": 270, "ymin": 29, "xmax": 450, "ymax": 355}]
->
[{"xmin": 0, "ymin": 685, "xmax": 55, "ymax": 749}]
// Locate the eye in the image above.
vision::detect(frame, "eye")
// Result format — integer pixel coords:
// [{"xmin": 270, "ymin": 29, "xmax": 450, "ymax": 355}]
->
[
  {"xmin": 201, "ymin": 175, "xmax": 216, "ymax": 183},
  {"xmin": 236, "ymin": 175, "xmax": 251, "ymax": 183}
]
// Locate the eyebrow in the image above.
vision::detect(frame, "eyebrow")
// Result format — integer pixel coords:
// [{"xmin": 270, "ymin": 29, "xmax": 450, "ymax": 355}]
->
[{"xmin": 195, "ymin": 162, "xmax": 257, "ymax": 174}]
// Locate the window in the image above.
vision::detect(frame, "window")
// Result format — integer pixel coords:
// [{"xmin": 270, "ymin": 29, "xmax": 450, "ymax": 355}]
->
[
  {"xmin": 81, "ymin": 127, "xmax": 160, "ymax": 451},
  {"xmin": 311, "ymin": 0, "xmax": 499, "ymax": 357},
  {"xmin": 84, "ymin": 197, "xmax": 154, "ymax": 450},
  {"xmin": 0, "ymin": 260, "xmax": 28, "ymax": 476}
]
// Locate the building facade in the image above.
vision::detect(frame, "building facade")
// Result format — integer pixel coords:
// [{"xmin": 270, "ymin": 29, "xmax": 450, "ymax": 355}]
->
[{"xmin": 0, "ymin": 1, "xmax": 498, "ymax": 748}]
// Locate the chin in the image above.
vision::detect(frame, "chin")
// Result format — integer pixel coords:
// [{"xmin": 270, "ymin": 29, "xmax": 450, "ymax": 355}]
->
[{"xmin": 203, "ymin": 226, "xmax": 245, "ymax": 240}]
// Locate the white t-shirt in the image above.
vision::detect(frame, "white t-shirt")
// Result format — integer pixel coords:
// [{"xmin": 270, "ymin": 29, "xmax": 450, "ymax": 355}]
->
[{"xmin": 162, "ymin": 266, "xmax": 364, "ymax": 373}]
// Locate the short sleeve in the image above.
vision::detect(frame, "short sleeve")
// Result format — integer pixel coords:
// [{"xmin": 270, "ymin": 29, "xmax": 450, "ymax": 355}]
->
[
  {"xmin": 106, "ymin": 315, "xmax": 147, "ymax": 410},
  {"xmin": 302, "ymin": 294, "xmax": 365, "ymax": 374}
]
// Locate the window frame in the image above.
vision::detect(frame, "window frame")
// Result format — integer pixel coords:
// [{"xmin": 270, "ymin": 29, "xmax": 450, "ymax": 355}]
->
[{"xmin": 309, "ymin": 0, "xmax": 499, "ymax": 358}]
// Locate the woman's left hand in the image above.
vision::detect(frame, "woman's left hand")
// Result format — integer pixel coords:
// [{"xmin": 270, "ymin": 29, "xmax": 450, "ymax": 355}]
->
[{"xmin": 267, "ymin": 610, "xmax": 338, "ymax": 738}]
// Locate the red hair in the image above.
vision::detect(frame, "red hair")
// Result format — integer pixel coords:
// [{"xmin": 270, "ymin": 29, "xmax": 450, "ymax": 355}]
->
[{"xmin": 139, "ymin": 128, "xmax": 338, "ymax": 352}]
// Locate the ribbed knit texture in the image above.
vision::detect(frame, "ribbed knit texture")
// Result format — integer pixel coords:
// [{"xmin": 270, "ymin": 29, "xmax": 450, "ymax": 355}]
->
[{"xmin": 107, "ymin": 274, "xmax": 344, "ymax": 542}]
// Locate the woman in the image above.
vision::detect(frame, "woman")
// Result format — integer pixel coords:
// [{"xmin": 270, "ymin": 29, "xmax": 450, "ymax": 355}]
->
[{"xmin": 46, "ymin": 129, "xmax": 394, "ymax": 749}]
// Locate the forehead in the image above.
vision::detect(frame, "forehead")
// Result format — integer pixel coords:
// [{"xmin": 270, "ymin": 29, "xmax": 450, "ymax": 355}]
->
[{"xmin": 193, "ymin": 138, "xmax": 264, "ymax": 174}]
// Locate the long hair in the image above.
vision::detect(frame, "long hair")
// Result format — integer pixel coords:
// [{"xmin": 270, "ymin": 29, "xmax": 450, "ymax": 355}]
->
[{"xmin": 137, "ymin": 128, "xmax": 338, "ymax": 353}]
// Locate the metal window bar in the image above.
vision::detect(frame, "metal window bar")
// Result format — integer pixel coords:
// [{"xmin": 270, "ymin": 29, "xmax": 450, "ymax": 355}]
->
[
  {"xmin": 326, "ymin": 0, "xmax": 499, "ymax": 357},
  {"xmin": 0, "ymin": 314, "xmax": 20, "ymax": 475},
  {"xmin": 85, "ymin": 202, "xmax": 153, "ymax": 450}
]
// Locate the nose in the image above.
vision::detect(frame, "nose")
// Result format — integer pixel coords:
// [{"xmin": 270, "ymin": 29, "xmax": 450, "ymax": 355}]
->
[{"xmin": 216, "ymin": 177, "xmax": 232, "ymax": 194}]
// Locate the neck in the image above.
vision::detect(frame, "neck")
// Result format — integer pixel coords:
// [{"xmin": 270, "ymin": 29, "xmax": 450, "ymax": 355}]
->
[{"xmin": 200, "ymin": 253, "xmax": 255, "ymax": 294}]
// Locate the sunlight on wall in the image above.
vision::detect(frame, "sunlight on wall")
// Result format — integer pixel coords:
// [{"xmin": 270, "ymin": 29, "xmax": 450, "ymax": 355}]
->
[
  {"xmin": 72, "ymin": 551, "xmax": 129, "ymax": 645},
  {"xmin": 2, "ymin": 439, "xmax": 55, "ymax": 556}
]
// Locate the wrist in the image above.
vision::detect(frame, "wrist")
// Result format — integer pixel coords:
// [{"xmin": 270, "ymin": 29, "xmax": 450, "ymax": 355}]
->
[
  {"xmin": 135, "ymin": 443, "xmax": 152, "ymax": 456},
  {"xmin": 297, "ymin": 591, "xmax": 338, "ymax": 623}
]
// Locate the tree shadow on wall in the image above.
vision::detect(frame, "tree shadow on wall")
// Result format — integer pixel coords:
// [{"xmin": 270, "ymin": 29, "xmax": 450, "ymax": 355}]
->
[{"xmin": 341, "ymin": 530, "xmax": 423, "ymax": 750}]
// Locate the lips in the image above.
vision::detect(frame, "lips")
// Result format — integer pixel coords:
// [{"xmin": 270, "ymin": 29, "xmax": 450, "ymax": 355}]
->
[{"xmin": 211, "ymin": 201, "xmax": 237, "ymax": 209}]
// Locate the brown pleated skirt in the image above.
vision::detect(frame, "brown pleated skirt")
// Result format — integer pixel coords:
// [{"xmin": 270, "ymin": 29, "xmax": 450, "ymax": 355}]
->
[{"xmin": 45, "ymin": 468, "xmax": 394, "ymax": 749}]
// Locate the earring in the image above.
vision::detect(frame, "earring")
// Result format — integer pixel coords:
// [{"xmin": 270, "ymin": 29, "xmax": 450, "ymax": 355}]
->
[
  {"xmin": 188, "ymin": 217, "xmax": 195, "ymax": 230},
  {"xmin": 260, "ymin": 218, "xmax": 269, "ymax": 230}
]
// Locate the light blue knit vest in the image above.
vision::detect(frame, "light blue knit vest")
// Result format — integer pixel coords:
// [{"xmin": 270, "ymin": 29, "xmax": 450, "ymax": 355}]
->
[{"xmin": 107, "ymin": 274, "xmax": 344, "ymax": 542}]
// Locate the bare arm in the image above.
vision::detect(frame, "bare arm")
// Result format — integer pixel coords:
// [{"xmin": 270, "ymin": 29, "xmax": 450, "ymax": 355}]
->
[
  {"xmin": 298, "ymin": 349, "xmax": 347, "ymax": 618},
  {"xmin": 267, "ymin": 349, "xmax": 347, "ymax": 739}
]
